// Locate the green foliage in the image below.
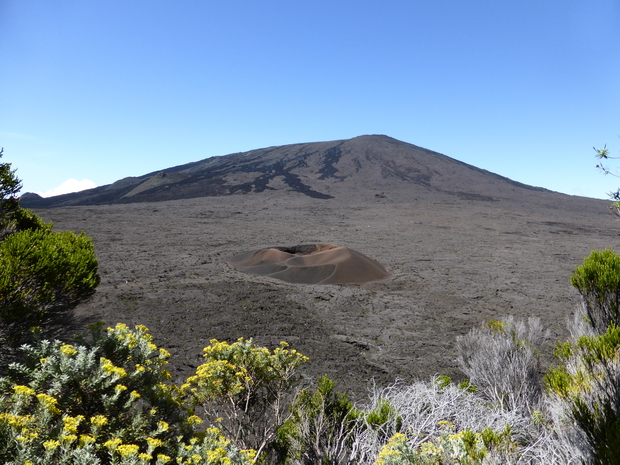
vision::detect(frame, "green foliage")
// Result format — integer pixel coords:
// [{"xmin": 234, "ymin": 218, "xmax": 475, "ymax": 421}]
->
[
  {"xmin": 546, "ymin": 325, "xmax": 620, "ymax": 463},
  {"xmin": 0, "ymin": 324, "xmax": 255, "ymax": 465},
  {"xmin": 0, "ymin": 151, "xmax": 98, "ymax": 332},
  {"xmin": 276, "ymin": 375, "xmax": 360, "ymax": 464},
  {"xmin": 364, "ymin": 398, "xmax": 402, "ymax": 435},
  {"xmin": 545, "ymin": 251, "xmax": 620, "ymax": 462},
  {"xmin": 433, "ymin": 375, "xmax": 451, "ymax": 390},
  {"xmin": 183, "ymin": 337, "xmax": 309, "ymax": 460},
  {"xmin": 11, "ymin": 206, "xmax": 52, "ymax": 233},
  {"xmin": 486, "ymin": 319, "xmax": 505, "ymax": 334},
  {"xmin": 0, "ymin": 148, "xmax": 22, "ymax": 236},
  {"xmin": 0, "ymin": 228, "xmax": 100, "ymax": 323},
  {"xmin": 373, "ymin": 423, "xmax": 515, "ymax": 465},
  {"xmin": 571, "ymin": 249, "xmax": 620, "ymax": 333},
  {"xmin": 0, "ymin": 149, "xmax": 49, "ymax": 240}
]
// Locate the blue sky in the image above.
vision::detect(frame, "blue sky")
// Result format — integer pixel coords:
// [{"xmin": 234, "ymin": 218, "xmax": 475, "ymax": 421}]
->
[{"xmin": 1, "ymin": 1, "xmax": 619, "ymax": 199}]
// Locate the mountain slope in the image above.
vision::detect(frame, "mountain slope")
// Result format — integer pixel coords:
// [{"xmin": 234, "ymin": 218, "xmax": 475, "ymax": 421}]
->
[{"xmin": 22, "ymin": 135, "xmax": 551, "ymax": 207}]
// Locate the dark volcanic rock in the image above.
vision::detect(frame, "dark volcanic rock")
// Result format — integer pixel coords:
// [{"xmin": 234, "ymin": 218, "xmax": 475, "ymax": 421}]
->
[{"xmin": 21, "ymin": 135, "xmax": 550, "ymax": 208}]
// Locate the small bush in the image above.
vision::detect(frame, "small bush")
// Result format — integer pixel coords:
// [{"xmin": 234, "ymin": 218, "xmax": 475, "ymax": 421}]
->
[
  {"xmin": 0, "ymin": 228, "xmax": 100, "ymax": 323},
  {"xmin": 571, "ymin": 249, "xmax": 620, "ymax": 333},
  {"xmin": 374, "ymin": 425, "xmax": 514, "ymax": 465},
  {"xmin": 546, "ymin": 325, "xmax": 620, "ymax": 463},
  {"xmin": 183, "ymin": 337, "xmax": 309, "ymax": 459},
  {"xmin": 456, "ymin": 316, "xmax": 548, "ymax": 412},
  {"xmin": 349, "ymin": 377, "xmax": 532, "ymax": 464},
  {"xmin": 276, "ymin": 375, "xmax": 360, "ymax": 464}
]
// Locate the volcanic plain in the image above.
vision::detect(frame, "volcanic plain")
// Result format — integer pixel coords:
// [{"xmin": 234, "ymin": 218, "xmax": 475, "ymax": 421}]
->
[{"xmin": 28, "ymin": 135, "xmax": 620, "ymax": 399}]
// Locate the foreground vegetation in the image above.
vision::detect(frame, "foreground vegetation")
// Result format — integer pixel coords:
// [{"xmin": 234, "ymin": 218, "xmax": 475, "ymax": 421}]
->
[{"xmin": 3, "ymin": 152, "xmax": 620, "ymax": 463}]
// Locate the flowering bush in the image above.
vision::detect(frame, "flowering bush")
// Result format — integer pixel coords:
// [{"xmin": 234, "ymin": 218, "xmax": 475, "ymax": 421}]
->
[
  {"xmin": 0, "ymin": 324, "xmax": 256, "ymax": 465},
  {"xmin": 183, "ymin": 337, "xmax": 309, "ymax": 459}
]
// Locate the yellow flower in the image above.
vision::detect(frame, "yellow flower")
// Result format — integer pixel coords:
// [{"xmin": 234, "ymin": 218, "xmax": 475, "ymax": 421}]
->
[
  {"xmin": 206, "ymin": 448, "xmax": 228, "ymax": 461},
  {"xmin": 101, "ymin": 358, "xmax": 128, "ymax": 378},
  {"xmin": 79, "ymin": 434, "xmax": 95, "ymax": 446},
  {"xmin": 13, "ymin": 385, "xmax": 35, "ymax": 397},
  {"xmin": 17, "ymin": 430, "xmax": 39, "ymax": 442},
  {"xmin": 104, "ymin": 438, "xmax": 123, "ymax": 450},
  {"xmin": 114, "ymin": 384, "xmax": 128, "ymax": 394},
  {"xmin": 157, "ymin": 421, "xmax": 169, "ymax": 432},
  {"xmin": 60, "ymin": 344, "xmax": 78, "ymax": 356},
  {"xmin": 206, "ymin": 426, "xmax": 221, "ymax": 435},
  {"xmin": 3, "ymin": 414, "xmax": 35, "ymax": 428},
  {"xmin": 90, "ymin": 415, "xmax": 108, "ymax": 427},
  {"xmin": 156, "ymin": 454, "xmax": 171, "ymax": 464},
  {"xmin": 111, "ymin": 323, "xmax": 129, "ymax": 333},
  {"xmin": 125, "ymin": 333, "xmax": 138, "ymax": 348},
  {"xmin": 240, "ymin": 449, "xmax": 257, "ymax": 460},
  {"xmin": 62, "ymin": 415, "xmax": 84, "ymax": 433},
  {"xmin": 61, "ymin": 434, "xmax": 78, "ymax": 443},
  {"xmin": 116, "ymin": 444, "xmax": 140, "ymax": 457},
  {"xmin": 43, "ymin": 439, "xmax": 61, "ymax": 451},
  {"xmin": 186, "ymin": 415, "xmax": 203, "ymax": 425},
  {"xmin": 147, "ymin": 437, "xmax": 164, "ymax": 450},
  {"xmin": 36, "ymin": 393, "xmax": 60, "ymax": 414}
]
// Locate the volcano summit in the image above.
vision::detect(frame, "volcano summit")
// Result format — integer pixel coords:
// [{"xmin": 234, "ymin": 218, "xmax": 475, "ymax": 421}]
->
[{"xmin": 22, "ymin": 135, "xmax": 550, "ymax": 208}]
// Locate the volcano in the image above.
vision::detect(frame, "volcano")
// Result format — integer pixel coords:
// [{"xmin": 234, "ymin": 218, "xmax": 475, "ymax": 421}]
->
[{"xmin": 21, "ymin": 135, "xmax": 549, "ymax": 208}]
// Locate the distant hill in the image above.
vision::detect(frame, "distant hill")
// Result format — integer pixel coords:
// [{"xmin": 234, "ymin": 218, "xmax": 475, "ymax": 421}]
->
[{"xmin": 21, "ymin": 135, "xmax": 553, "ymax": 208}]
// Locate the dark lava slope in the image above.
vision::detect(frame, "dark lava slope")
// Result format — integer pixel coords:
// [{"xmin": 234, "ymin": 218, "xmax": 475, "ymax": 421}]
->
[{"xmin": 21, "ymin": 135, "xmax": 551, "ymax": 208}]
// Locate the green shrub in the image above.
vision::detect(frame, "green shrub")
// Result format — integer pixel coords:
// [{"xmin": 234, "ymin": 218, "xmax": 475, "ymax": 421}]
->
[
  {"xmin": 0, "ymin": 148, "xmax": 22, "ymax": 239},
  {"xmin": 0, "ymin": 228, "xmax": 100, "ymax": 323},
  {"xmin": 0, "ymin": 150, "xmax": 99, "ymax": 328},
  {"xmin": 276, "ymin": 375, "xmax": 360, "ymax": 464},
  {"xmin": 571, "ymin": 249, "xmax": 620, "ymax": 333},
  {"xmin": 546, "ymin": 325, "xmax": 620, "ymax": 464}
]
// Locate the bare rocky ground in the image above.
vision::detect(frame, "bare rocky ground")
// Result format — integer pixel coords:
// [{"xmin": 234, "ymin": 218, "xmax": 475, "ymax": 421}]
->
[{"xmin": 34, "ymin": 190, "xmax": 620, "ymax": 399}]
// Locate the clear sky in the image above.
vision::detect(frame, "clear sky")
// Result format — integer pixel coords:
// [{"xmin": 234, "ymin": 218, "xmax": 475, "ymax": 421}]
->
[{"xmin": 2, "ymin": 0, "xmax": 620, "ymax": 199}]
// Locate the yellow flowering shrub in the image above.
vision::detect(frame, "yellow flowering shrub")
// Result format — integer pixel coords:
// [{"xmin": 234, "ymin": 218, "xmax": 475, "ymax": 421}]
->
[
  {"xmin": 183, "ymin": 337, "xmax": 308, "ymax": 460},
  {"xmin": 0, "ymin": 324, "xmax": 257, "ymax": 465}
]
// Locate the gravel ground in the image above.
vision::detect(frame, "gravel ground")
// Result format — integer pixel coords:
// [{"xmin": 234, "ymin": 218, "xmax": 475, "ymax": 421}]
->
[{"xmin": 34, "ymin": 190, "xmax": 619, "ymax": 399}]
